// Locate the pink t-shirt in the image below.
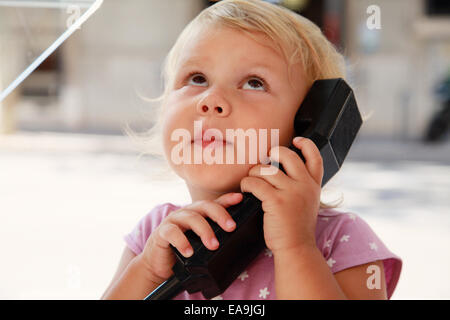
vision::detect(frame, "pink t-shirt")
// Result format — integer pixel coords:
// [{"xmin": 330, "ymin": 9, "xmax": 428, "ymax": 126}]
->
[{"xmin": 124, "ymin": 202, "xmax": 402, "ymax": 300}]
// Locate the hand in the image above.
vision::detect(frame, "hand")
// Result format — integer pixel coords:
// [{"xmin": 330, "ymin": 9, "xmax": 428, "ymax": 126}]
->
[
  {"xmin": 240, "ymin": 137, "xmax": 323, "ymax": 254},
  {"xmin": 138, "ymin": 193, "xmax": 243, "ymax": 284}
]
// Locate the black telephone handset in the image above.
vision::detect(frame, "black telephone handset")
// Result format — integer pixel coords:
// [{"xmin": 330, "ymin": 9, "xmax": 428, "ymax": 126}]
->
[{"xmin": 145, "ymin": 78, "xmax": 363, "ymax": 300}]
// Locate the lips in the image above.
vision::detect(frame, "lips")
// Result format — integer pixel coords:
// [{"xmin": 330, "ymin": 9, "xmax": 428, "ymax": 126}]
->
[
  {"xmin": 191, "ymin": 129, "xmax": 232, "ymax": 146},
  {"xmin": 193, "ymin": 136, "xmax": 229, "ymax": 148}
]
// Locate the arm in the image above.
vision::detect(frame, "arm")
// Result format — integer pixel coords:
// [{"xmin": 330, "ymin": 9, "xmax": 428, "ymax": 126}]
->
[
  {"xmin": 101, "ymin": 193, "xmax": 242, "ymax": 300},
  {"xmin": 274, "ymin": 245, "xmax": 387, "ymax": 300},
  {"xmin": 241, "ymin": 139, "xmax": 389, "ymax": 299},
  {"xmin": 334, "ymin": 259, "xmax": 387, "ymax": 299},
  {"xmin": 101, "ymin": 246, "xmax": 162, "ymax": 300}
]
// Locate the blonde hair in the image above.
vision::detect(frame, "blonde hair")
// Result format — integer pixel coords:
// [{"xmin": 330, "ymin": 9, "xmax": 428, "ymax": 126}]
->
[{"xmin": 123, "ymin": 0, "xmax": 345, "ymax": 209}]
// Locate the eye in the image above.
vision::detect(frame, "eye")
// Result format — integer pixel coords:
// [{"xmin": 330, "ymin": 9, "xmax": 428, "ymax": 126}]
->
[
  {"xmin": 186, "ymin": 72, "xmax": 207, "ymax": 87},
  {"xmin": 243, "ymin": 76, "xmax": 266, "ymax": 91},
  {"xmin": 184, "ymin": 71, "xmax": 268, "ymax": 91}
]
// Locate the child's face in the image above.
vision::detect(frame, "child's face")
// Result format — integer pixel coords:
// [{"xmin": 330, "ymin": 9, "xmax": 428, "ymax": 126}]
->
[{"xmin": 162, "ymin": 26, "xmax": 308, "ymax": 201}]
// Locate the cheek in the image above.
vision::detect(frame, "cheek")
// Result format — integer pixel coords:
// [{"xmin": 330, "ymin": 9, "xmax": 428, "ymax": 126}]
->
[
  {"xmin": 161, "ymin": 111, "xmax": 186, "ymax": 161},
  {"xmin": 161, "ymin": 115, "xmax": 173, "ymax": 150},
  {"xmin": 256, "ymin": 119, "xmax": 295, "ymax": 151},
  {"xmin": 275, "ymin": 106, "xmax": 299, "ymax": 146},
  {"xmin": 247, "ymin": 97, "xmax": 297, "ymax": 145}
]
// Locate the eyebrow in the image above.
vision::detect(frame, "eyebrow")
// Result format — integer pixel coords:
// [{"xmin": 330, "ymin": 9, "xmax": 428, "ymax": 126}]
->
[{"xmin": 179, "ymin": 57, "xmax": 273, "ymax": 72}]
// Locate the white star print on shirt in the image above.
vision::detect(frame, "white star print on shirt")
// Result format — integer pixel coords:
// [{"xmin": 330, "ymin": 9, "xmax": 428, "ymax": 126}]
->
[
  {"xmin": 264, "ymin": 248, "xmax": 273, "ymax": 257},
  {"xmin": 369, "ymin": 242, "xmax": 378, "ymax": 251},
  {"xmin": 347, "ymin": 213, "xmax": 356, "ymax": 221},
  {"xmin": 259, "ymin": 287, "xmax": 270, "ymax": 299},
  {"xmin": 340, "ymin": 234, "xmax": 350, "ymax": 242},
  {"xmin": 238, "ymin": 271, "xmax": 249, "ymax": 281},
  {"xmin": 324, "ymin": 239, "xmax": 332, "ymax": 248},
  {"xmin": 327, "ymin": 257, "xmax": 336, "ymax": 268}
]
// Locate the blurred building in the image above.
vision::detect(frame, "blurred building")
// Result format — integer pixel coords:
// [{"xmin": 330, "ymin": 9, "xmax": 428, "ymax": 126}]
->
[
  {"xmin": 1, "ymin": 0, "xmax": 450, "ymax": 140},
  {"xmin": 346, "ymin": 0, "xmax": 450, "ymax": 140}
]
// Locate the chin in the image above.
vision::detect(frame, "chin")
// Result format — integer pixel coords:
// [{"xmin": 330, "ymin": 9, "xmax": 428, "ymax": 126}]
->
[{"xmin": 183, "ymin": 162, "xmax": 249, "ymax": 193}]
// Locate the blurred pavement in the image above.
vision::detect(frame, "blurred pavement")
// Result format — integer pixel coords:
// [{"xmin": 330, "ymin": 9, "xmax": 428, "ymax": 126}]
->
[{"xmin": 0, "ymin": 131, "xmax": 449, "ymax": 299}]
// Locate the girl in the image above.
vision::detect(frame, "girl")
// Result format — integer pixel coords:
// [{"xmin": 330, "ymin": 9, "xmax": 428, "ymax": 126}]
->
[{"xmin": 101, "ymin": 0, "xmax": 401, "ymax": 300}]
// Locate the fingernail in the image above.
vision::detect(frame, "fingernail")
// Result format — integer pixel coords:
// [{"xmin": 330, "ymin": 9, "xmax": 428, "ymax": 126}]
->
[
  {"xmin": 184, "ymin": 247, "xmax": 193, "ymax": 257},
  {"xmin": 294, "ymin": 137, "xmax": 302, "ymax": 144},
  {"xmin": 210, "ymin": 237, "xmax": 219, "ymax": 247},
  {"xmin": 226, "ymin": 219, "xmax": 236, "ymax": 230}
]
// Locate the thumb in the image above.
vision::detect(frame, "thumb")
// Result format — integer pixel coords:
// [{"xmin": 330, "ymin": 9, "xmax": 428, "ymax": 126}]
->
[{"xmin": 214, "ymin": 192, "xmax": 243, "ymax": 208}]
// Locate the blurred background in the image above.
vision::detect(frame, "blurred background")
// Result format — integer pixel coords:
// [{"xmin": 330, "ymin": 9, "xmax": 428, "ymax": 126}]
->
[{"xmin": 0, "ymin": 0, "xmax": 449, "ymax": 299}]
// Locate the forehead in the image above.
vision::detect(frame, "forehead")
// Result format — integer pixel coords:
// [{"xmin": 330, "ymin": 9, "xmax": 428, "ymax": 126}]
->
[{"xmin": 178, "ymin": 26, "xmax": 287, "ymax": 68}]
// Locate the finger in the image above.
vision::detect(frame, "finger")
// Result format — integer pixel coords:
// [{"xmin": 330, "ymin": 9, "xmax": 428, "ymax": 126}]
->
[
  {"xmin": 169, "ymin": 210, "xmax": 220, "ymax": 251},
  {"xmin": 247, "ymin": 163, "xmax": 291, "ymax": 190},
  {"xmin": 188, "ymin": 199, "xmax": 238, "ymax": 232},
  {"xmin": 240, "ymin": 176, "xmax": 278, "ymax": 203},
  {"xmin": 292, "ymin": 137, "xmax": 323, "ymax": 185},
  {"xmin": 269, "ymin": 145, "xmax": 305, "ymax": 181},
  {"xmin": 214, "ymin": 192, "xmax": 243, "ymax": 208},
  {"xmin": 157, "ymin": 223, "xmax": 194, "ymax": 258}
]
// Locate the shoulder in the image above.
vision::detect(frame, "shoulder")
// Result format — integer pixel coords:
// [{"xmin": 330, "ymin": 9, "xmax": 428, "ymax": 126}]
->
[
  {"xmin": 316, "ymin": 208, "xmax": 398, "ymax": 264},
  {"xmin": 123, "ymin": 202, "xmax": 183, "ymax": 255},
  {"xmin": 316, "ymin": 207, "xmax": 380, "ymax": 236},
  {"xmin": 315, "ymin": 208, "xmax": 360, "ymax": 246},
  {"xmin": 315, "ymin": 208, "xmax": 402, "ymax": 299},
  {"xmin": 148, "ymin": 202, "xmax": 183, "ymax": 223},
  {"xmin": 135, "ymin": 202, "xmax": 183, "ymax": 232}
]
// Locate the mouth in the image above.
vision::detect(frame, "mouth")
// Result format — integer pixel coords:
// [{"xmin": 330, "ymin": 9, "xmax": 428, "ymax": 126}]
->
[{"xmin": 191, "ymin": 136, "xmax": 232, "ymax": 148}]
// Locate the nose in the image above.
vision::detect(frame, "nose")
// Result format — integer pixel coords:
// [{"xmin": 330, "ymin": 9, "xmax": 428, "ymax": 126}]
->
[{"xmin": 196, "ymin": 93, "xmax": 231, "ymax": 117}]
